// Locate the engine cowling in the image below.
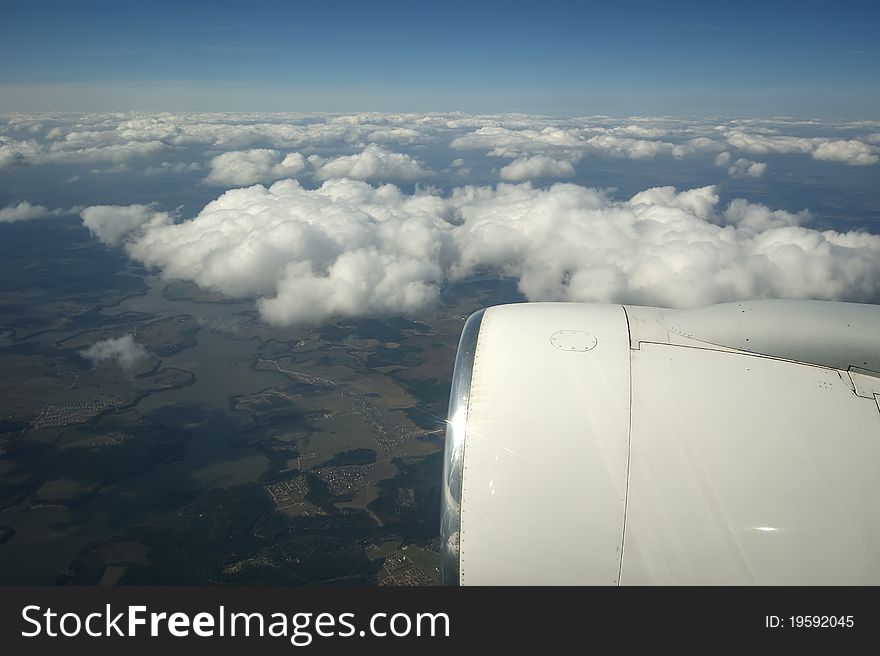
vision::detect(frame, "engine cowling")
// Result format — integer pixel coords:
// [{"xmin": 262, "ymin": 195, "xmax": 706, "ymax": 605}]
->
[{"xmin": 441, "ymin": 301, "xmax": 880, "ymax": 585}]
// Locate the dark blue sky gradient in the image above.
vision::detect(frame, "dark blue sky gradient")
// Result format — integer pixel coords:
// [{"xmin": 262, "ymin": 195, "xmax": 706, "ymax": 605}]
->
[{"xmin": 2, "ymin": 0, "xmax": 878, "ymax": 116}]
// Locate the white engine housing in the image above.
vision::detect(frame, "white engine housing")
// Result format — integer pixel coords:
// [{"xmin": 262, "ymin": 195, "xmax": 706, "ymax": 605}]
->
[{"xmin": 440, "ymin": 301, "xmax": 880, "ymax": 585}]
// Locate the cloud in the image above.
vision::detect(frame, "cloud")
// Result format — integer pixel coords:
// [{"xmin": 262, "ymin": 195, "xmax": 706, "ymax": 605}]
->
[
  {"xmin": 614, "ymin": 125, "xmax": 669, "ymax": 138},
  {"xmin": 723, "ymin": 130, "xmax": 878, "ymax": 165},
  {"xmin": 450, "ymin": 125, "xmax": 586, "ymax": 155},
  {"xmin": 5, "ymin": 113, "xmax": 877, "ymax": 174},
  {"xmin": 682, "ymin": 137, "xmax": 727, "ymax": 154},
  {"xmin": 80, "ymin": 204, "xmax": 171, "ymax": 246},
  {"xmin": 452, "ymin": 183, "xmax": 880, "ymax": 307},
  {"xmin": 78, "ymin": 334, "xmax": 152, "ymax": 371},
  {"xmin": 90, "ymin": 163, "xmax": 131, "ymax": 175},
  {"xmin": 448, "ymin": 123, "xmax": 723, "ymax": 162},
  {"xmin": 626, "ymin": 185, "xmax": 720, "ymax": 223},
  {"xmin": 144, "ymin": 161, "xmax": 202, "ymax": 176},
  {"xmin": 498, "ymin": 155, "xmax": 576, "ymax": 181},
  {"xmin": 729, "ymin": 158, "xmax": 766, "ymax": 179},
  {"xmin": 1, "ymin": 112, "xmax": 457, "ymax": 170},
  {"xmin": 723, "ymin": 130, "xmax": 816, "ymax": 155},
  {"xmin": 204, "ymin": 149, "xmax": 306, "ymax": 186},
  {"xmin": 720, "ymin": 198, "xmax": 808, "ymax": 231},
  {"xmin": 55, "ymin": 142, "xmax": 169, "ymax": 163},
  {"xmin": 312, "ymin": 144, "xmax": 428, "ymax": 181},
  {"xmin": 366, "ymin": 127, "xmax": 425, "ymax": 144},
  {"xmin": 84, "ymin": 179, "xmax": 880, "ymax": 325},
  {"xmin": 0, "ymin": 132, "xmax": 167, "ymax": 168},
  {"xmin": 0, "ymin": 137, "xmax": 41, "ymax": 169},
  {"xmin": 811, "ymin": 140, "xmax": 879, "ymax": 166},
  {"xmin": 0, "ymin": 201, "xmax": 64, "ymax": 223},
  {"xmin": 715, "ymin": 151, "xmax": 767, "ymax": 178},
  {"xmin": 205, "ymin": 148, "xmax": 307, "ymax": 187},
  {"xmin": 585, "ymin": 134, "xmax": 678, "ymax": 159},
  {"xmin": 113, "ymin": 179, "xmax": 455, "ymax": 324}
]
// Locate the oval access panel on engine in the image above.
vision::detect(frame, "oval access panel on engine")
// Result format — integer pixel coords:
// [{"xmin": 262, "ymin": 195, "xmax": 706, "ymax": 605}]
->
[{"xmin": 550, "ymin": 330, "xmax": 598, "ymax": 352}]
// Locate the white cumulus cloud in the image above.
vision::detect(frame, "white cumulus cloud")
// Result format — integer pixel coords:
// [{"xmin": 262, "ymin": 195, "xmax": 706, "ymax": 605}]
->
[
  {"xmin": 586, "ymin": 134, "xmax": 678, "ymax": 159},
  {"xmin": 450, "ymin": 125, "xmax": 586, "ymax": 155},
  {"xmin": 115, "ymin": 179, "xmax": 455, "ymax": 324},
  {"xmin": 79, "ymin": 335, "xmax": 152, "ymax": 372},
  {"xmin": 721, "ymin": 198, "xmax": 808, "ymax": 231},
  {"xmin": 0, "ymin": 137, "xmax": 41, "ymax": 169},
  {"xmin": 728, "ymin": 158, "xmax": 767, "ymax": 179},
  {"xmin": 811, "ymin": 140, "xmax": 879, "ymax": 166},
  {"xmin": 80, "ymin": 204, "xmax": 171, "ymax": 246},
  {"xmin": 312, "ymin": 144, "xmax": 428, "ymax": 181},
  {"xmin": 723, "ymin": 130, "xmax": 878, "ymax": 166},
  {"xmin": 723, "ymin": 130, "xmax": 816, "ymax": 155},
  {"xmin": 452, "ymin": 184, "xmax": 880, "ymax": 307},
  {"xmin": 715, "ymin": 151, "xmax": 767, "ymax": 178},
  {"xmin": 714, "ymin": 151, "xmax": 732, "ymax": 167},
  {"xmin": 204, "ymin": 149, "xmax": 306, "ymax": 186},
  {"xmin": 0, "ymin": 201, "xmax": 66, "ymax": 223},
  {"xmin": 82, "ymin": 180, "xmax": 880, "ymax": 325},
  {"xmin": 498, "ymin": 155, "xmax": 576, "ymax": 181}
]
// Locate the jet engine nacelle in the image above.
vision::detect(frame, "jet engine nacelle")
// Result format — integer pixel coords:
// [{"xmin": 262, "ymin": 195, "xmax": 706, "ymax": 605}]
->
[{"xmin": 441, "ymin": 301, "xmax": 880, "ymax": 585}]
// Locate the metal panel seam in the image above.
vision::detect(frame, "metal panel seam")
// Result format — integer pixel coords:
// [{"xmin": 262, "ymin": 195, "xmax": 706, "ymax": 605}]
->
[{"xmin": 617, "ymin": 304, "xmax": 634, "ymax": 586}]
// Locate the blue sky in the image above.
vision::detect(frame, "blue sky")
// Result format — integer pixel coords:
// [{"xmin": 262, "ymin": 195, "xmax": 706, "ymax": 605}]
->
[{"xmin": 1, "ymin": 0, "xmax": 878, "ymax": 116}]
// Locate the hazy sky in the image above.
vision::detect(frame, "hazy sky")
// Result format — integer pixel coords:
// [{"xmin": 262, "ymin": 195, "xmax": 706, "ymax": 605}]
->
[{"xmin": 2, "ymin": 0, "xmax": 878, "ymax": 117}]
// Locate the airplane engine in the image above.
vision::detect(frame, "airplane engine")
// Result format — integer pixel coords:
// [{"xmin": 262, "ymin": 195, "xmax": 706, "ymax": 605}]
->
[{"xmin": 440, "ymin": 301, "xmax": 880, "ymax": 585}]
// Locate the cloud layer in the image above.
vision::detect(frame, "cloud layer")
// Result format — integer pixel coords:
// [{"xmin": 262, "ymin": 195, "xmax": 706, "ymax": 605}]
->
[
  {"xmin": 80, "ymin": 179, "xmax": 880, "ymax": 324},
  {"xmin": 723, "ymin": 131, "xmax": 879, "ymax": 166},
  {"xmin": 6, "ymin": 111, "xmax": 875, "ymax": 325},
  {"xmin": 3, "ymin": 113, "xmax": 877, "ymax": 181},
  {"xmin": 0, "ymin": 201, "xmax": 62, "ymax": 223}
]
